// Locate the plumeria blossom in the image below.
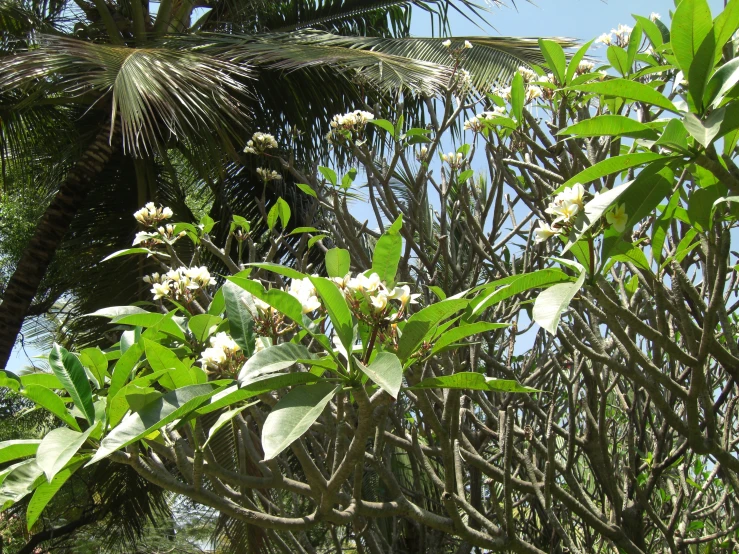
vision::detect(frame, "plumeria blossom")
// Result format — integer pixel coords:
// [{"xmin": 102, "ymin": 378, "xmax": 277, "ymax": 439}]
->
[
  {"xmin": 416, "ymin": 146, "xmax": 429, "ymax": 161},
  {"xmin": 330, "ymin": 110, "xmax": 374, "ymax": 132},
  {"xmin": 389, "ymin": 285, "xmax": 420, "ymax": 307},
  {"xmin": 146, "ymin": 266, "xmax": 215, "ymax": 301},
  {"xmin": 606, "ymin": 203, "xmax": 629, "ymax": 232},
  {"xmin": 347, "ymin": 272, "xmax": 382, "ymax": 294},
  {"xmin": 534, "ymin": 222, "xmax": 558, "ymax": 244},
  {"xmin": 464, "ymin": 40, "xmax": 473, "ymax": 49},
  {"xmin": 256, "ymin": 167, "xmax": 281, "ymax": 182},
  {"xmin": 200, "ymin": 332, "xmax": 240, "ymax": 368},
  {"xmin": 649, "ymin": 12, "xmax": 660, "ymax": 21},
  {"xmin": 244, "ymin": 132, "xmax": 278, "ymax": 154},
  {"xmin": 288, "ymin": 277, "xmax": 322, "ymax": 314},
  {"xmin": 442, "ymin": 39, "xmax": 452, "ymax": 47},
  {"xmin": 134, "ymin": 202, "xmax": 173, "ymax": 227},
  {"xmin": 596, "ymin": 33, "xmax": 613, "ymax": 46},
  {"xmin": 525, "ymin": 86, "xmax": 543, "ymax": 103},
  {"xmin": 132, "ymin": 231, "xmax": 162, "ymax": 246},
  {"xmin": 441, "ymin": 151, "xmax": 466, "ymax": 169},
  {"xmin": 518, "ymin": 66, "xmax": 538, "ymax": 83},
  {"xmin": 611, "ymin": 24, "xmax": 633, "ymax": 46},
  {"xmin": 454, "ymin": 68, "xmax": 474, "ymax": 97},
  {"xmin": 576, "ymin": 60, "xmax": 595, "ymax": 75}
]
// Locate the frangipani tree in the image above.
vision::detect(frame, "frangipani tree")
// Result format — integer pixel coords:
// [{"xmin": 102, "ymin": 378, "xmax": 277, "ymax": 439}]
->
[{"xmin": 3, "ymin": 1, "xmax": 739, "ymax": 553}]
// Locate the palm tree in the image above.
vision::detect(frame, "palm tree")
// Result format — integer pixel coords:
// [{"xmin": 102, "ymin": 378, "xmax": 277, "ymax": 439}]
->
[{"xmin": 0, "ymin": 0, "xmax": 557, "ymax": 368}]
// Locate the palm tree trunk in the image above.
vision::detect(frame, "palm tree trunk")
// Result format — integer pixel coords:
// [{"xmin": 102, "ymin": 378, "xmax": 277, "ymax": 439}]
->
[{"xmin": 0, "ymin": 122, "xmax": 118, "ymax": 369}]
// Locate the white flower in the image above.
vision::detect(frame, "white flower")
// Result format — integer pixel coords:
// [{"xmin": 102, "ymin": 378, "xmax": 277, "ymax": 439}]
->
[
  {"xmin": 253, "ymin": 297, "xmax": 274, "ymax": 316},
  {"xmin": 330, "ymin": 110, "xmax": 374, "ymax": 132},
  {"xmin": 464, "ymin": 40, "xmax": 473, "ymax": 49},
  {"xmin": 133, "ymin": 203, "xmax": 173, "ymax": 227},
  {"xmin": 244, "ymin": 132, "xmax": 278, "ymax": 154},
  {"xmin": 649, "ymin": 12, "xmax": 660, "ymax": 21},
  {"xmin": 185, "ymin": 266, "xmax": 216, "ymax": 287},
  {"xmin": 464, "ymin": 116, "xmax": 484, "ymax": 132},
  {"xmin": 518, "ymin": 66, "xmax": 538, "ymax": 83},
  {"xmin": 347, "ymin": 272, "xmax": 382, "ymax": 294},
  {"xmin": 494, "ymin": 85, "xmax": 512, "ymax": 101},
  {"xmin": 525, "ymin": 86, "xmax": 543, "ymax": 103},
  {"xmin": 416, "ymin": 146, "xmax": 429, "ymax": 161},
  {"xmin": 151, "ymin": 282, "xmax": 171, "ymax": 300},
  {"xmin": 441, "ymin": 151, "xmax": 465, "ymax": 169},
  {"xmin": 162, "ymin": 207, "xmax": 173, "ymax": 219},
  {"xmin": 560, "ymin": 183, "xmax": 585, "ymax": 210},
  {"xmin": 210, "ymin": 332, "xmax": 240, "ymax": 355},
  {"xmin": 288, "ymin": 277, "xmax": 322, "ymax": 314},
  {"xmin": 455, "ymin": 68, "xmax": 473, "ymax": 97},
  {"xmin": 442, "ymin": 39, "xmax": 452, "ymax": 48},
  {"xmin": 606, "ymin": 203, "xmax": 629, "ymax": 232},
  {"xmin": 596, "ymin": 33, "xmax": 613, "ymax": 46},
  {"xmin": 200, "ymin": 346, "xmax": 227, "ymax": 367},
  {"xmin": 577, "ymin": 60, "xmax": 595, "ymax": 75},
  {"xmin": 545, "ymin": 184, "xmax": 586, "ymax": 226},
  {"xmin": 369, "ymin": 290, "xmax": 390, "ymax": 312},
  {"xmin": 332, "ymin": 273, "xmax": 352, "ymax": 289},
  {"xmin": 256, "ymin": 167, "xmax": 281, "ymax": 182},
  {"xmin": 133, "ymin": 231, "xmax": 161, "ymax": 246},
  {"xmin": 612, "ymin": 24, "xmax": 633, "ymax": 46},
  {"xmin": 389, "ymin": 285, "xmax": 420, "ymax": 307},
  {"xmin": 534, "ymin": 222, "xmax": 558, "ymax": 243},
  {"xmin": 200, "ymin": 332, "xmax": 240, "ymax": 368}
]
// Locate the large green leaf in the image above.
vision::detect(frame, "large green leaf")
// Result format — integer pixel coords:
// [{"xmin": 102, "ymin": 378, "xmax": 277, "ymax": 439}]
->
[
  {"xmin": 89, "ymin": 384, "xmax": 218, "ymax": 464},
  {"xmin": 510, "ymin": 71, "xmax": 524, "ymax": 123},
  {"xmin": 227, "ymin": 277, "xmax": 304, "ymax": 325},
  {"xmin": 26, "ymin": 457, "xmax": 85, "ymax": 531},
  {"xmin": 325, "ymin": 248, "xmax": 350, "ymax": 278},
  {"xmin": 261, "ymin": 383, "xmax": 339, "ymax": 461},
  {"xmin": 356, "ymin": 352, "xmax": 402, "ymax": 398},
  {"xmin": 607, "ymin": 46, "xmax": 630, "ymax": 77},
  {"xmin": 538, "ymin": 39, "xmax": 566, "ymax": 84},
  {"xmin": 79, "ymin": 348, "xmax": 109, "ymax": 389},
  {"xmin": 558, "ymin": 153, "xmax": 669, "ymax": 192},
  {"xmin": 49, "ymin": 344, "xmax": 95, "ymax": 425},
  {"xmin": 372, "ymin": 215, "xmax": 402, "ymax": 284},
  {"xmin": 397, "ymin": 299, "xmax": 468, "ymax": 362},
  {"xmin": 704, "ymin": 57, "xmax": 739, "ymax": 108},
  {"xmin": 431, "ymin": 322, "xmax": 508, "ymax": 354},
  {"xmin": 114, "ymin": 313, "xmax": 187, "ymax": 341},
  {"xmin": 559, "ymin": 115, "xmax": 659, "ymax": 140},
  {"xmin": 22, "ymin": 385, "xmax": 80, "ymax": 431},
  {"xmin": 411, "ymin": 372, "xmax": 537, "ymax": 393},
  {"xmin": 35, "ymin": 426, "xmax": 94, "ymax": 482},
  {"xmin": 465, "ymin": 270, "xmax": 574, "ymax": 321},
  {"xmin": 671, "ymin": 0, "xmax": 715, "ymax": 110},
  {"xmin": 310, "ymin": 276, "xmax": 354, "ymax": 352},
  {"xmin": 222, "ymin": 281, "xmax": 256, "ymax": 356},
  {"xmin": 0, "ymin": 459, "xmax": 44, "ymax": 510},
  {"xmin": 19, "ymin": 373, "xmax": 62, "ymax": 389},
  {"xmin": 565, "ymin": 39, "xmax": 594, "ymax": 84},
  {"xmin": 187, "ymin": 314, "xmax": 223, "ymax": 343},
  {"xmin": 712, "ymin": 0, "xmax": 739, "ymax": 65},
  {"xmin": 567, "ymin": 79, "xmax": 678, "ymax": 112},
  {"xmin": 238, "ymin": 343, "xmax": 314, "ymax": 386},
  {"xmin": 533, "ymin": 271, "xmax": 586, "ymax": 335},
  {"xmin": 108, "ymin": 342, "xmax": 144, "ymax": 403},
  {"xmin": 0, "ymin": 440, "xmax": 41, "ymax": 464}
]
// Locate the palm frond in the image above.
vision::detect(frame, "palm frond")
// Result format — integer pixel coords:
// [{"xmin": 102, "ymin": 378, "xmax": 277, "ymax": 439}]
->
[{"xmin": 0, "ymin": 35, "xmax": 254, "ymax": 154}]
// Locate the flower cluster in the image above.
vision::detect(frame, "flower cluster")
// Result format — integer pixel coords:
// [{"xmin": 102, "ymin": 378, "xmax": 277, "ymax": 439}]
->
[
  {"xmin": 134, "ymin": 202, "xmax": 173, "ymax": 227},
  {"xmin": 416, "ymin": 146, "xmax": 429, "ymax": 161},
  {"xmin": 144, "ymin": 267, "xmax": 216, "ymax": 301},
  {"xmin": 244, "ymin": 132, "xmax": 278, "ymax": 155},
  {"xmin": 133, "ymin": 224, "xmax": 186, "ymax": 247},
  {"xmin": 199, "ymin": 332, "xmax": 241, "ymax": 369},
  {"xmin": 441, "ymin": 151, "xmax": 466, "ymax": 169},
  {"xmin": 576, "ymin": 60, "xmax": 595, "ymax": 75},
  {"xmin": 597, "ymin": 24, "xmax": 632, "ymax": 47},
  {"xmin": 132, "ymin": 231, "xmax": 162, "ymax": 247},
  {"xmin": 256, "ymin": 167, "xmax": 281, "ymax": 182},
  {"xmin": 288, "ymin": 277, "xmax": 321, "ymax": 314},
  {"xmin": 518, "ymin": 66, "xmax": 538, "ymax": 83},
  {"xmin": 454, "ymin": 68, "xmax": 474, "ymax": 98},
  {"xmin": 333, "ymin": 272, "xmax": 420, "ymax": 321},
  {"xmin": 442, "ymin": 39, "xmax": 473, "ymax": 49},
  {"xmin": 330, "ymin": 110, "xmax": 374, "ymax": 132},
  {"xmin": 463, "ymin": 107, "xmax": 507, "ymax": 132},
  {"xmin": 535, "ymin": 184, "xmax": 587, "ymax": 243}
]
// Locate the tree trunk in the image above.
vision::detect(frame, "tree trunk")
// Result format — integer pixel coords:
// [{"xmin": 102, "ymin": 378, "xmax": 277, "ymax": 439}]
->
[{"xmin": 0, "ymin": 122, "xmax": 118, "ymax": 369}]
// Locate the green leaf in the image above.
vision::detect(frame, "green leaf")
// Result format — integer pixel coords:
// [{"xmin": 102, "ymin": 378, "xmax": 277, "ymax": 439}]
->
[
  {"xmin": 202, "ymin": 405, "xmax": 250, "ymax": 448},
  {"xmin": 22, "ymin": 385, "xmax": 80, "ymax": 431},
  {"xmin": 341, "ymin": 168, "xmax": 358, "ymax": 189},
  {"xmin": 89, "ymin": 306, "xmax": 148, "ymax": 319},
  {"xmin": 188, "ymin": 314, "xmax": 222, "ymax": 343},
  {"xmin": 248, "ymin": 263, "xmax": 305, "ymax": 280},
  {"xmin": 465, "ymin": 270, "xmax": 574, "ymax": 321},
  {"xmin": 125, "ymin": 386, "xmax": 163, "ymax": 412},
  {"xmin": 372, "ymin": 216, "xmax": 403, "ymax": 284},
  {"xmin": 0, "ymin": 371, "xmax": 21, "ymax": 391},
  {"xmin": 712, "ymin": 0, "xmax": 739, "ymax": 65},
  {"xmin": 567, "ymin": 79, "xmax": 678, "ymax": 112},
  {"xmin": 607, "ymin": 46, "xmax": 630, "ymax": 76},
  {"xmin": 35, "ymin": 426, "xmax": 94, "ymax": 482},
  {"xmin": 49, "ymin": 344, "xmax": 95, "ymax": 425},
  {"xmin": 310, "ymin": 276, "xmax": 354, "ymax": 352},
  {"xmin": 704, "ymin": 57, "xmax": 739, "ymax": 107},
  {"xmin": 559, "ymin": 115, "xmax": 659, "ymax": 139},
  {"xmin": 538, "ymin": 39, "xmax": 566, "ymax": 84},
  {"xmin": 558, "ymin": 153, "xmax": 669, "ymax": 192},
  {"xmin": 654, "ymin": 119, "xmax": 690, "ymax": 152},
  {"xmin": 89, "ymin": 384, "xmax": 218, "ymax": 465},
  {"xmin": 19, "ymin": 373, "xmax": 62, "ymax": 390},
  {"xmin": 510, "ymin": 72, "xmax": 524, "ymax": 123},
  {"xmin": 431, "ymin": 322, "xmax": 508, "ymax": 354},
  {"xmin": 222, "ymin": 281, "xmax": 256, "ymax": 356},
  {"xmin": 565, "ymin": 39, "xmax": 595, "ymax": 84},
  {"xmin": 672, "ymin": 0, "xmax": 715, "ymax": 109},
  {"xmin": 144, "ymin": 339, "xmax": 189, "ymax": 375},
  {"xmin": 533, "ymin": 271, "xmax": 586, "ymax": 335},
  {"xmin": 114, "ymin": 312, "xmax": 186, "ymax": 341},
  {"xmin": 356, "ymin": 352, "xmax": 402, "ymax": 398},
  {"xmin": 0, "ymin": 440, "xmax": 41, "ymax": 464},
  {"xmin": 26, "ymin": 458, "xmax": 85, "ymax": 531},
  {"xmin": 227, "ymin": 277, "xmax": 304, "ymax": 326},
  {"xmin": 325, "ymin": 248, "xmax": 350, "ymax": 278},
  {"xmin": 267, "ymin": 198, "xmax": 291, "ymax": 230},
  {"xmin": 238, "ymin": 343, "xmax": 314, "ymax": 386},
  {"xmin": 318, "ymin": 166, "xmax": 338, "ymax": 186},
  {"xmin": 457, "ymin": 169, "xmax": 475, "ymax": 182},
  {"xmin": 397, "ymin": 299, "xmax": 469, "ymax": 362},
  {"xmin": 411, "ymin": 372, "xmax": 537, "ymax": 393},
  {"xmin": 689, "ymin": 184, "xmax": 726, "ymax": 230},
  {"xmin": 199, "ymin": 214, "xmax": 215, "ymax": 234},
  {"xmin": 108, "ymin": 342, "xmax": 143, "ymax": 403},
  {"xmin": 626, "ymin": 23, "xmax": 643, "ymax": 69},
  {"xmin": 370, "ymin": 119, "xmax": 395, "ymax": 136},
  {"xmin": 79, "ymin": 348, "xmax": 109, "ymax": 388},
  {"xmin": 683, "ymin": 110, "xmax": 725, "ymax": 146},
  {"xmin": 608, "ymin": 243, "xmax": 651, "ymax": 271},
  {"xmin": 633, "ymin": 14, "xmax": 664, "ymax": 48},
  {"xmin": 261, "ymin": 383, "xmax": 339, "ymax": 461},
  {"xmin": 0, "ymin": 460, "xmax": 44, "ymax": 511},
  {"xmin": 101, "ymin": 248, "xmax": 153, "ymax": 262},
  {"xmin": 296, "ymin": 183, "xmax": 317, "ymax": 198}
]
